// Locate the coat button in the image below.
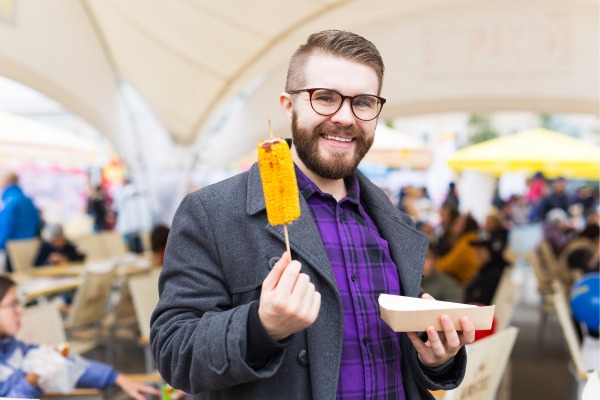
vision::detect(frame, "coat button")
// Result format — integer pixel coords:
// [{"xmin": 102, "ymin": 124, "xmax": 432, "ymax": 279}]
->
[
  {"xmin": 268, "ymin": 257, "xmax": 280, "ymax": 270},
  {"xmin": 297, "ymin": 350, "xmax": 309, "ymax": 367}
]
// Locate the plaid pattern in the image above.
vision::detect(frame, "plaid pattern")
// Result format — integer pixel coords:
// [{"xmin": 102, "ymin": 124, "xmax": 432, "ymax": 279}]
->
[{"xmin": 296, "ymin": 167, "xmax": 405, "ymax": 399}]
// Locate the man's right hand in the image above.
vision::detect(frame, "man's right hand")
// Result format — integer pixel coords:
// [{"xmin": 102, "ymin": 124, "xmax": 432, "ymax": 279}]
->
[{"xmin": 258, "ymin": 251, "xmax": 321, "ymax": 341}]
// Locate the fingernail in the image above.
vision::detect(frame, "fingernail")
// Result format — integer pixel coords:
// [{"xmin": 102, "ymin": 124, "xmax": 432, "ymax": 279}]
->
[{"xmin": 442, "ymin": 316, "xmax": 450, "ymax": 324}]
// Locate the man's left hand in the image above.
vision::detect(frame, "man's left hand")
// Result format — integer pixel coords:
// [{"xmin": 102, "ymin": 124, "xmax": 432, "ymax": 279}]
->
[{"xmin": 406, "ymin": 293, "xmax": 475, "ymax": 368}]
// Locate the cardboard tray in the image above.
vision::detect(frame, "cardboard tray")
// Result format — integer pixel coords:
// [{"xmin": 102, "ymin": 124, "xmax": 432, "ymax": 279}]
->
[{"xmin": 379, "ymin": 294, "xmax": 495, "ymax": 332}]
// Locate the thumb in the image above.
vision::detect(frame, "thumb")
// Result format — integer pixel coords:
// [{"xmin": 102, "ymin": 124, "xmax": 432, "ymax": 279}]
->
[{"xmin": 262, "ymin": 251, "xmax": 291, "ymax": 291}]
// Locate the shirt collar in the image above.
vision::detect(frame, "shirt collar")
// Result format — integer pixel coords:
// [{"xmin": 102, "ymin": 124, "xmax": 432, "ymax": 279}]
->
[{"xmin": 294, "ymin": 165, "xmax": 361, "ymax": 205}]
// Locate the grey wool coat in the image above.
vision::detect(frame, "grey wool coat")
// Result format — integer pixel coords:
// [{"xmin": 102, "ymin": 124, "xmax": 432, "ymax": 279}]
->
[{"xmin": 150, "ymin": 162, "xmax": 467, "ymax": 399}]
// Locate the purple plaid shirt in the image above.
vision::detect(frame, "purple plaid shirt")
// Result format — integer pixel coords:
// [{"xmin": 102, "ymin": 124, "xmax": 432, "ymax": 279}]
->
[{"xmin": 296, "ymin": 167, "xmax": 406, "ymax": 400}]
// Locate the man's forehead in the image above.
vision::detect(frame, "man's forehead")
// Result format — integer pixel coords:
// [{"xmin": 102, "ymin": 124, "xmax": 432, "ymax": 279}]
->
[{"xmin": 302, "ymin": 54, "xmax": 379, "ymax": 95}]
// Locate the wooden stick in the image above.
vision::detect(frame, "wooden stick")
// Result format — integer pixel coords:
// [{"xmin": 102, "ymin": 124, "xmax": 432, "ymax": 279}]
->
[
  {"xmin": 283, "ymin": 224, "xmax": 291, "ymax": 259},
  {"xmin": 269, "ymin": 119, "xmax": 273, "ymax": 139}
]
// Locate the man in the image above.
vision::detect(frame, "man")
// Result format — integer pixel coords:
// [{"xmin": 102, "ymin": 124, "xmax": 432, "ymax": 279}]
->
[
  {"xmin": 536, "ymin": 177, "xmax": 569, "ymax": 221},
  {"xmin": 0, "ymin": 173, "xmax": 40, "ymax": 272},
  {"xmin": 151, "ymin": 31, "xmax": 474, "ymax": 399}
]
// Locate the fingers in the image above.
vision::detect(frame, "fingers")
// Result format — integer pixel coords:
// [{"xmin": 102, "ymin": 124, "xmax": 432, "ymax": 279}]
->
[
  {"xmin": 139, "ymin": 385, "xmax": 161, "ymax": 395},
  {"xmin": 425, "ymin": 326, "xmax": 446, "ymax": 358},
  {"xmin": 289, "ymin": 273, "xmax": 310, "ymax": 305},
  {"xmin": 262, "ymin": 251, "xmax": 291, "ymax": 291},
  {"xmin": 406, "ymin": 331, "xmax": 426, "ymax": 353},
  {"xmin": 459, "ymin": 317, "xmax": 476, "ymax": 345},
  {"xmin": 309, "ymin": 291, "xmax": 321, "ymax": 322},
  {"xmin": 422, "ymin": 293, "xmax": 436, "ymax": 301},
  {"xmin": 276, "ymin": 260, "xmax": 302, "ymax": 294},
  {"xmin": 440, "ymin": 315, "xmax": 461, "ymax": 349}
]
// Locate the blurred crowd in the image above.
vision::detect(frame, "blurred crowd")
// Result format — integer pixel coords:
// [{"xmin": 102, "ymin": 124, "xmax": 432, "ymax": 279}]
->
[{"xmin": 395, "ymin": 173, "xmax": 600, "ymax": 309}]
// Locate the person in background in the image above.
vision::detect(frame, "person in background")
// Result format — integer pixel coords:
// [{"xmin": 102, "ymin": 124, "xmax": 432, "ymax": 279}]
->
[
  {"xmin": 465, "ymin": 236, "xmax": 509, "ymax": 306},
  {"xmin": 34, "ymin": 224, "xmax": 85, "ymax": 267},
  {"xmin": 526, "ymin": 172, "xmax": 547, "ymax": 215},
  {"xmin": 420, "ymin": 245, "xmax": 462, "ymax": 303},
  {"xmin": 150, "ymin": 225, "xmax": 170, "ymax": 266},
  {"xmin": 0, "ymin": 276, "xmax": 159, "ymax": 399},
  {"xmin": 112, "ymin": 178, "xmax": 152, "ymax": 254},
  {"xmin": 543, "ymin": 208, "xmax": 573, "ymax": 255},
  {"xmin": 567, "ymin": 224, "xmax": 599, "ymax": 274},
  {"xmin": 436, "ymin": 205, "xmax": 459, "ymax": 256},
  {"xmin": 483, "ymin": 214, "xmax": 508, "ymax": 247},
  {"xmin": 437, "ymin": 214, "xmax": 481, "ymax": 285},
  {"xmin": 536, "ymin": 177, "xmax": 569, "ymax": 221},
  {"xmin": 0, "ymin": 173, "xmax": 40, "ymax": 272},
  {"xmin": 508, "ymin": 195, "xmax": 530, "ymax": 226},
  {"xmin": 442, "ymin": 182, "xmax": 459, "ymax": 210},
  {"xmin": 416, "ymin": 222, "xmax": 438, "ymax": 249},
  {"xmin": 88, "ymin": 186, "xmax": 108, "ymax": 232}
]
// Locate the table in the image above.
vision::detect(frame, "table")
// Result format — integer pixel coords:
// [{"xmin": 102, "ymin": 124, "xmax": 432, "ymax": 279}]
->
[{"xmin": 15, "ymin": 276, "xmax": 84, "ymax": 301}]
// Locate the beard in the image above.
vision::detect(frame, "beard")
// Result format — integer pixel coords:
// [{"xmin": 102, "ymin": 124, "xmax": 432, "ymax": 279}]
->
[{"xmin": 291, "ymin": 111, "xmax": 374, "ymax": 180}]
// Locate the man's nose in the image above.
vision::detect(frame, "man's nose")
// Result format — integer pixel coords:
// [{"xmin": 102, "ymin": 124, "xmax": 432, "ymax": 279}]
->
[{"xmin": 330, "ymin": 98, "xmax": 355, "ymax": 125}]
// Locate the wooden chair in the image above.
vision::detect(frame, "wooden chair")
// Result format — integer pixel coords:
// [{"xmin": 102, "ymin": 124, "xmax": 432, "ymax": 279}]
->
[
  {"xmin": 66, "ymin": 269, "xmax": 116, "ymax": 352},
  {"xmin": 431, "ymin": 327, "xmax": 519, "ymax": 400},
  {"xmin": 98, "ymin": 231, "xmax": 128, "ymax": 258},
  {"xmin": 17, "ymin": 303, "xmax": 97, "ymax": 355},
  {"xmin": 490, "ymin": 267, "xmax": 521, "ymax": 332},
  {"xmin": 525, "ymin": 249, "xmax": 556, "ymax": 350},
  {"xmin": 6, "ymin": 237, "xmax": 41, "ymax": 272},
  {"xmin": 559, "ymin": 238, "xmax": 596, "ymax": 285},
  {"xmin": 128, "ymin": 269, "xmax": 161, "ymax": 373},
  {"xmin": 72, "ymin": 235, "xmax": 106, "ymax": 261},
  {"xmin": 539, "ymin": 239, "xmax": 569, "ymax": 284}
]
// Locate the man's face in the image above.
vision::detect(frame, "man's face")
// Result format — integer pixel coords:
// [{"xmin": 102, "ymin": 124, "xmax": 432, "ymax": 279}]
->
[
  {"xmin": 283, "ymin": 55, "xmax": 379, "ymax": 180},
  {"xmin": 553, "ymin": 179, "xmax": 566, "ymax": 194}
]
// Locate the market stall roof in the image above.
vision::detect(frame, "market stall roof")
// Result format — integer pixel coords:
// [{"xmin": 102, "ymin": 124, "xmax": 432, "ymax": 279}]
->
[
  {"xmin": 447, "ymin": 128, "xmax": 600, "ymax": 180},
  {"xmin": 0, "ymin": 110, "xmax": 100, "ymax": 163}
]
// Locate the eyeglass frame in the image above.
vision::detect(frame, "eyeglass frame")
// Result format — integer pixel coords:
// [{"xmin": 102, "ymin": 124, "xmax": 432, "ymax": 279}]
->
[
  {"xmin": 0, "ymin": 299, "xmax": 22, "ymax": 312},
  {"xmin": 286, "ymin": 88, "xmax": 386, "ymax": 121}
]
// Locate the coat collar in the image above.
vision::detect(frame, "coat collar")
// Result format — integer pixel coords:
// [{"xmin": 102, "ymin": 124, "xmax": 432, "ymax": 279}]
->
[{"xmin": 247, "ymin": 160, "xmax": 428, "ymax": 298}]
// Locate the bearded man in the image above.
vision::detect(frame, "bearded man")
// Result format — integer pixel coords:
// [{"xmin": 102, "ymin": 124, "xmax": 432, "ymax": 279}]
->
[{"xmin": 151, "ymin": 30, "xmax": 473, "ymax": 400}]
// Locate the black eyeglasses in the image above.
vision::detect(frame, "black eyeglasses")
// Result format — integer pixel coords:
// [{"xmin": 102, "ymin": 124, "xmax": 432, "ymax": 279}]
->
[{"xmin": 287, "ymin": 88, "xmax": 386, "ymax": 121}]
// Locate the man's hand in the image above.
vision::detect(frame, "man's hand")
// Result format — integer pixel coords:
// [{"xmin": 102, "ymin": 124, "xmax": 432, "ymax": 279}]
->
[
  {"xmin": 48, "ymin": 252, "xmax": 68, "ymax": 264},
  {"xmin": 258, "ymin": 251, "xmax": 321, "ymax": 341},
  {"xmin": 406, "ymin": 293, "xmax": 475, "ymax": 368},
  {"xmin": 115, "ymin": 374, "xmax": 160, "ymax": 400}
]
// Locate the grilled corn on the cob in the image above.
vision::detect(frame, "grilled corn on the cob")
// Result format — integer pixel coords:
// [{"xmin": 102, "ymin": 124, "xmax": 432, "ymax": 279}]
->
[{"xmin": 258, "ymin": 138, "xmax": 300, "ymax": 226}]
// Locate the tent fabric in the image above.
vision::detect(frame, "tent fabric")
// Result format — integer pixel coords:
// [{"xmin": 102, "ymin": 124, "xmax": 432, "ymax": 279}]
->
[{"xmin": 447, "ymin": 128, "xmax": 600, "ymax": 180}]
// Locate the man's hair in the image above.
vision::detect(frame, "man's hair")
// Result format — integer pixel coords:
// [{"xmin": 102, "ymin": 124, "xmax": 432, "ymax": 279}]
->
[
  {"xmin": 0, "ymin": 276, "xmax": 15, "ymax": 303},
  {"xmin": 3, "ymin": 172, "xmax": 18, "ymax": 186},
  {"xmin": 285, "ymin": 30, "xmax": 384, "ymax": 95}
]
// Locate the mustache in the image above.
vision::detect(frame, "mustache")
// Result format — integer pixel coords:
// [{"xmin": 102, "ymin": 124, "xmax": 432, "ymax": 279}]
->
[{"xmin": 313, "ymin": 123, "xmax": 362, "ymax": 138}]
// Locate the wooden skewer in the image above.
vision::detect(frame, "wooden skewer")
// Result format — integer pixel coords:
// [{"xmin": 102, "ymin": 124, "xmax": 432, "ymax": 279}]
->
[
  {"xmin": 283, "ymin": 224, "xmax": 291, "ymax": 259},
  {"xmin": 269, "ymin": 119, "xmax": 273, "ymax": 139}
]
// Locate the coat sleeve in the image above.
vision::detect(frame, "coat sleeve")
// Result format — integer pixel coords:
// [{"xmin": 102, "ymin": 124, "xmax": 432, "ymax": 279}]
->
[
  {"xmin": 150, "ymin": 193, "xmax": 286, "ymax": 394},
  {"xmin": 409, "ymin": 339, "xmax": 467, "ymax": 391}
]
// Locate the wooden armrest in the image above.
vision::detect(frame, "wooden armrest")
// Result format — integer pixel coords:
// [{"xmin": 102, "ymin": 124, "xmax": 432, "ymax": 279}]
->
[
  {"xmin": 139, "ymin": 336, "xmax": 150, "ymax": 345},
  {"xmin": 127, "ymin": 372, "xmax": 164, "ymax": 383},
  {"xmin": 43, "ymin": 388, "xmax": 103, "ymax": 398}
]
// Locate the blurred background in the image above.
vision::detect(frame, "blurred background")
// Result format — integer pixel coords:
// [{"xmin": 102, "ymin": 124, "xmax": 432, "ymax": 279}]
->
[{"xmin": 0, "ymin": 0, "xmax": 598, "ymax": 399}]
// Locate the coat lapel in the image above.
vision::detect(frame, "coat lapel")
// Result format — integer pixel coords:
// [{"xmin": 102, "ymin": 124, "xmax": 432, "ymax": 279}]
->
[
  {"xmin": 247, "ymin": 163, "xmax": 339, "ymax": 293},
  {"xmin": 354, "ymin": 170, "xmax": 430, "ymax": 298}
]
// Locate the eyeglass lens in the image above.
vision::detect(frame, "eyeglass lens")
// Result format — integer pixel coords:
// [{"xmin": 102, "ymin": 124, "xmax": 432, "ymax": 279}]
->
[{"xmin": 310, "ymin": 89, "xmax": 382, "ymax": 121}]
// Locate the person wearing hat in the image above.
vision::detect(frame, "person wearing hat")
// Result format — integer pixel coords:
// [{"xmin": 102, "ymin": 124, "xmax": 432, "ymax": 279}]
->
[
  {"xmin": 34, "ymin": 224, "xmax": 85, "ymax": 266},
  {"xmin": 465, "ymin": 235, "xmax": 508, "ymax": 305}
]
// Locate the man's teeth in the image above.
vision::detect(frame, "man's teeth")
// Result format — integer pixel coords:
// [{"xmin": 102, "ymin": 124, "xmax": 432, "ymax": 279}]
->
[{"xmin": 323, "ymin": 134, "xmax": 352, "ymax": 143}]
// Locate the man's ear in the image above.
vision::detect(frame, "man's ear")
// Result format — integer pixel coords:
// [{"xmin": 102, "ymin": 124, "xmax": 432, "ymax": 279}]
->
[{"xmin": 280, "ymin": 92, "xmax": 293, "ymax": 122}]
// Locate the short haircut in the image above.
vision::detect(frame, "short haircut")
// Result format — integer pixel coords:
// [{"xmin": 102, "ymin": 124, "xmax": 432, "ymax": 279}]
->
[
  {"xmin": 285, "ymin": 30, "xmax": 384, "ymax": 95},
  {"xmin": 3, "ymin": 172, "xmax": 18, "ymax": 185},
  {"xmin": 151, "ymin": 225, "xmax": 170, "ymax": 253}
]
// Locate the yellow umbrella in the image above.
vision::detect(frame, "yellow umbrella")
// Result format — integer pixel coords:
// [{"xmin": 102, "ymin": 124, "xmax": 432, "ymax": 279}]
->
[{"xmin": 447, "ymin": 128, "xmax": 600, "ymax": 180}]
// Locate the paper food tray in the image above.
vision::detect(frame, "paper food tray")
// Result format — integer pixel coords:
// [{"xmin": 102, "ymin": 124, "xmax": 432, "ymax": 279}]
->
[{"xmin": 379, "ymin": 294, "xmax": 495, "ymax": 332}]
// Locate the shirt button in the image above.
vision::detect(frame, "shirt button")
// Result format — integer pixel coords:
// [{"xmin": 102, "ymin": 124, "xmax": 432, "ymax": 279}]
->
[
  {"xmin": 339, "ymin": 212, "xmax": 345, "ymax": 222},
  {"xmin": 363, "ymin": 337, "xmax": 368, "ymax": 346},
  {"xmin": 351, "ymin": 274, "xmax": 356, "ymax": 282}
]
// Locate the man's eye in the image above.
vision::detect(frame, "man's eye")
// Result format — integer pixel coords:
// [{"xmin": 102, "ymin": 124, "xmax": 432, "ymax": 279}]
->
[{"xmin": 315, "ymin": 96, "xmax": 336, "ymax": 103}]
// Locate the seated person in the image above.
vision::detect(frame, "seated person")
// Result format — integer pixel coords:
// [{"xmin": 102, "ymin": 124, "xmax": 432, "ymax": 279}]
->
[
  {"xmin": 465, "ymin": 236, "xmax": 509, "ymax": 306},
  {"xmin": 0, "ymin": 276, "xmax": 159, "ymax": 399},
  {"xmin": 420, "ymin": 245, "xmax": 462, "ymax": 303},
  {"xmin": 150, "ymin": 225, "xmax": 170, "ymax": 266},
  {"xmin": 35, "ymin": 224, "xmax": 85, "ymax": 266},
  {"xmin": 567, "ymin": 224, "xmax": 599, "ymax": 273},
  {"xmin": 437, "ymin": 214, "xmax": 481, "ymax": 285}
]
